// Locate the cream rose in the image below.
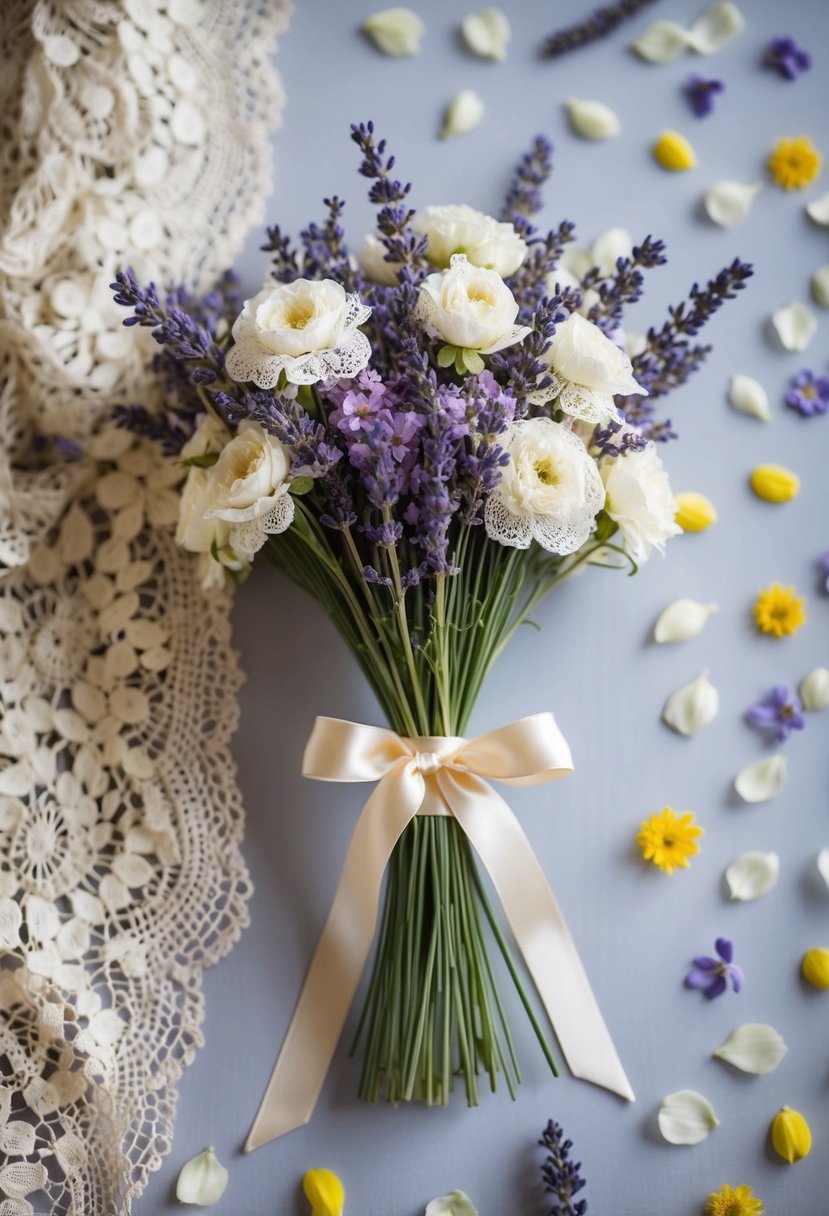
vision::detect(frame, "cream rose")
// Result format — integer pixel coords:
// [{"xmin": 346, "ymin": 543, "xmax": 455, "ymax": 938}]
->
[
  {"xmin": 176, "ymin": 467, "xmax": 230, "ymax": 556},
  {"xmin": 484, "ymin": 417, "xmax": 605, "ymax": 555},
  {"xmin": 204, "ymin": 421, "xmax": 291, "ymax": 523},
  {"xmin": 413, "ymin": 205, "xmax": 528, "ymax": 277},
  {"xmin": 414, "ymin": 254, "xmax": 530, "ymax": 354},
  {"xmin": 546, "ymin": 313, "xmax": 644, "ymax": 397},
  {"xmin": 602, "ymin": 440, "xmax": 680, "ymax": 563},
  {"xmin": 359, "ymin": 233, "xmax": 401, "ymax": 285}
]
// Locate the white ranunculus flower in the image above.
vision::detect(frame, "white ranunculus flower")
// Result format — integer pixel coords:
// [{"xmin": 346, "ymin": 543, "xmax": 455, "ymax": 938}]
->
[
  {"xmin": 201, "ymin": 421, "xmax": 295, "ymax": 560},
  {"xmin": 414, "ymin": 254, "xmax": 530, "ymax": 354},
  {"xmin": 180, "ymin": 411, "xmax": 230, "ymax": 461},
  {"xmin": 412, "ymin": 204, "xmax": 528, "ymax": 276},
  {"xmin": 533, "ymin": 312, "xmax": 647, "ymax": 425},
  {"xmin": 484, "ymin": 417, "xmax": 605, "ymax": 555},
  {"xmin": 359, "ymin": 232, "xmax": 401, "ymax": 285},
  {"xmin": 602, "ymin": 439, "xmax": 680, "ymax": 563},
  {"xmin": 225, "ymin": 278, "xmax": 372, "ymax": 388},
  {"xmin": 176, "ymin": 467, "xmax": 230, "ymax": 556}
]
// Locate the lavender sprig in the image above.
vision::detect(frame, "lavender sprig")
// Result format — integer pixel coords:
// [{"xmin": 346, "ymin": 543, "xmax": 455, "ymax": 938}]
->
[
  {"xmin": 502, "ymin": 135, "xmax": 554, "ymax": 219},
  {"xmin": 491, "ymin": 295, "xmax": 569, "ymax": 405},
  {"xmin": 300, "ymin": 195, "xmax": 356, "ymax": 289},
  {"xmin": 509, "ymin": 222, "xmax": 577, "ymax": 319},
  {"xmin": 592, "ymin": 417, "xmax": 648, "ymax": 458},
  {"xmin": 540, "ymin": 1119, "xmax": 587, "ymax": 1216},
  {"xmin": 584, "ymin": 235, "xmax": 668, "ymax": 331},
  {"xmin": 261, "ymin": 223, "xmax": 301, "ymax": 282},
  {"xmin": 541, "ymin": 0, "xmax": 660, "ymax": 58},
  {"xmin": 350, "ymin": 122, "xmax": 427, "ymax": 273}
]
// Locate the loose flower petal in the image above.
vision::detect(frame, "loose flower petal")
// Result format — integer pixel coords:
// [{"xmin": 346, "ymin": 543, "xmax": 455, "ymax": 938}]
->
[
  {"xmin": 362, "ymin": 7, "xmax": 425, "ymax": 56},
  {"xmin": 566, "ymin": 97, "xmax": 621, "ymax": 140},
  {"xmin": 770, "ymin": 1107, "xmax": 812, "ymax": 1163},
  {"xmin": 800, "ymin": 668, "xmax": 829, "ymax": 711},
  {"xmin": 176, "ymin": 1147, "xmax": 229, "ymax": 1206},
  {"xmin": 675, "ymin": 491, "xmax": 717, "ymax": 531},
  {"xmin": 728, "ymin": 374, "xmax": 772, "ymax": 421},
  {"xmin": 704, "ymin": 180, "xmax": 761, "ymax": 227},
  {"xmin": 750, "ymin": 464, "xmax": 800, "ymax": 504},
  {"xmin": 303, "ymin": 1168, "xmax": 345, "ymax": 1216},
  {"xmin": 801, "ymin": 947, "xmax": 829, "ymax": 989},
  {"xmin": 817, "ymin": 848, "xmax": 829, "ymax": 890},
  {"xmin": 654, "ymin": 599, "xmax": 718, "ymax": 643},
  {"xmin": 632, "ymin": 20, "xmax": 692, "ymax": 62},
  {"xmin": 811, "ymin": 265, "xmax": 829, "ymax": 308},
  {"xmin": 725, "ymin": 850, "xmax": 779, "ymax": 901},
  {"xmin": 770, "ymin": 300, "xmax": 817, "ymax": 351},
  {"xmin": 714, "ymin": 1023, "xmax": 788, "ymax": 1074},
  {"xmin": 461, "ymin": 8, "xmax": 510, "ymax": 60},
  {"xmin": 734, "ymin": 755, "xmax": 787, "ymax": 803},
  {"xmin": 425, "ymin": 1192, "xmax": 479, "ymax": 1216},
  {"xmin": 653, "ymin": 129, "xmax": 696, "ymax": 171},
  {"xmin": 658, "ymin": 1090, "xmax": 719, "ymax": 1145},
  {"xmin": 663, "ymin": 672, "xmax": 719, "ymax": 737},
  {"xmin": 688, "ymin": 1, "xmax": 745, "ymax": 54},
  {"xmin": 440, "ymin": 90, "xmax": 485, "ymax": 139},
  {"xmin": 806, "ymin": 191, "xmax": 829, "ymax": 226}
]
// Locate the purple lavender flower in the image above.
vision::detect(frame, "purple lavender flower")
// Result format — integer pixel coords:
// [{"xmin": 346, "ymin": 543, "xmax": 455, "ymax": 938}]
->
[
  {"xmin": 685, "ymin": 938, "xmax": 743, "ymax": 1000},
  {"xmin": 765, "ymin": 36, "xmax": 812, "ymax": 81},
  {"xmin": 685, "ymin": 74, "xmax": 725, "ymax": 118},
  {"xmin": 785, "ymin": 369, "xmax": 829, "ymax": 418},
  {"xmin": 746, "ymin": 685, "xmax": 806, "ymax": 742},
  {"xmin": 539, "ymin": 1119, "xmax": 587, "ymax": 1216}
]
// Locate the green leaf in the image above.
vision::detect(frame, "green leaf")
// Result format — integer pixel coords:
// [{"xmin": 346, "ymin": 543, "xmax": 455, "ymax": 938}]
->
[
  {"xmin": 437, "ymin": 344, "xmax": 458, "ymax": 368},
  {"xmin": 593, "ymin": 509, "xmax": 620, "ymax": 544},
  {"xmin": 180, "ymin": 452, "xmax": 219, "ymax": 469},
  {"xmin": 461, "ymin": 349, "xmax": 485, "ymax": 374},
  {"xmin": 289, "ymin": 475, "xmax": 314, "ymax": 496}
]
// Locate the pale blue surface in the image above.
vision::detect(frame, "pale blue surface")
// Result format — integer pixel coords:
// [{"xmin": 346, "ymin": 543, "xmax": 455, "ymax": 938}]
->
[{"xmin": 140, "ymin": 1, "xmax": 829, "ymax": 1212}]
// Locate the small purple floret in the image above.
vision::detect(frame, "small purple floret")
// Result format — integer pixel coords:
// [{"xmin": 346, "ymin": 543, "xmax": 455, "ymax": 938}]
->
[
  {"xmin": 746, "ymin": 685, "xmax": 806, "ymax": 743},
  {"xmin": 685, "ymin": 74, "xmax": 725, "ymax": 118},
  {"xmin": 785, "ymin": 369, "xmax": 829, "ymax": 418},
  {"xmin": 685, "ymin": 938, "xmax": 742, "ymax": 999},
  {"xmin": 765, "ymin": 36, "xmax": 812, "ymax": 81}
]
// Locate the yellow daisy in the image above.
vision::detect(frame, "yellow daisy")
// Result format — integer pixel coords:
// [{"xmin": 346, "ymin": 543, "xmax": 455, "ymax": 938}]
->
[
  {"xmin": 753, "ymin": 582, "xmax": 806, "ymax": 638},
  {"xmin": 767, "ymin": 136, "xmax": 822, "ymax": 190},
  {"xmin": 636, "ymin": 807, "xmax": 703, "ymax": 875},
  {"xmin": 705, "ymin": 1183, "xmax": 764, "ymax": 1216}
]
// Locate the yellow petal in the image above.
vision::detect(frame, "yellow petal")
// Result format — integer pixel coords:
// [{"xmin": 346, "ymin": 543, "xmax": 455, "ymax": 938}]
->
[
  {"xmin": 770, "ymin": 1107, "xmax": 812, "ymax": 1164},
  {"xmin": 675, "ymin": 491, "xmax": 717, "ymax": 532},
  {"xmin": 801, "ymin": 947, "xmax": 829, "ymax": 989},
  {"xmin": 303, "ymin": 1169, "xmax": 345, "ymax": 1216},
  {"xmin": 750, "ymin": 463, "xmax": 800, "ymax": 503},
  {"xmin": 653, "ymin": 130, "xmax": 696, "ymax": 172}
]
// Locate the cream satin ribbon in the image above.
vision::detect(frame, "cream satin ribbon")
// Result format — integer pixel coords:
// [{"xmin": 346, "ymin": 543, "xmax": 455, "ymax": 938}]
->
[{"xmin": 245, "ymin": 712, "xmax": 634, "ymax": 1152}]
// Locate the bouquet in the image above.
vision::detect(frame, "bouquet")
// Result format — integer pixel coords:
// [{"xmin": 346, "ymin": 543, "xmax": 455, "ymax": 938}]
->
[{"xmin": 111, "ymin": 122, "xmax": 751, "ymax": 1148}]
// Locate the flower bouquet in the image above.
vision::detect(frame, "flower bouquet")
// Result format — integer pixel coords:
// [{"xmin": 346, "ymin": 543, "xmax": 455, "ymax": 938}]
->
[{"xmin": 112, "ymin": 123, "xmax": 751, "ymax": 1148}]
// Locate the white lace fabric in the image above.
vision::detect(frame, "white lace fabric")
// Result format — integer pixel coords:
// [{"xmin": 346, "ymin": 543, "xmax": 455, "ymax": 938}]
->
[{"xmin": 0, "ymin": 1, "xmax": 291, "ymax": 1211}]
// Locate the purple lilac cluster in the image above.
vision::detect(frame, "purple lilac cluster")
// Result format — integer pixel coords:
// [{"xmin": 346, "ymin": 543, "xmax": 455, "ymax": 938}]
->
[
  {"xmin": 539, "ymin": 1119, "xmax": 588, "ymax": 1216},
  {"xmin": 765, "ymin": 36, "xmax": 812, "ymax": 81}
]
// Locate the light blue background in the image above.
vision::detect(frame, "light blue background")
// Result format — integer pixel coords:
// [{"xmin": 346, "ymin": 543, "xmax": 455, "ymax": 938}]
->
[{"xmin": 140, "ymin": 1, "xmax": 829, "ymax": 1212}]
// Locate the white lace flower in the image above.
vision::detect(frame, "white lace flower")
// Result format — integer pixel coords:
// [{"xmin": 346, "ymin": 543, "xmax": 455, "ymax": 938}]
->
[
  {"xmin": 202, "ymin": 421, "xmax": 295, "ymax": 560},
  {"xmin": 224, "ymin": 279, "xmax": 371, "ymax": 388},
  {"xmin": 414, "ymin": 254, "xmax": 530, "ymax": 355},
  {"xmin": 534, "ymin": 313, "xmax": 647, "ymax": 425},
  {"xmin": 602, "ymin": 440, "xmax": 680, "ymax": 563},
  {"xmin": 412, "ymin": 204, "xmax": 527, "ymax": 276},
  {"xmin": 484, "ymin": 418, "xmax": 605, "ymax": 554}
]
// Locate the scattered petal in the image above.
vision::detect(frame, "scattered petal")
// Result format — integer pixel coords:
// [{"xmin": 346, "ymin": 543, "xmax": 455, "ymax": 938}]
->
[
  {"xmin": 768, "ymin": 136, "xmax": 822, "ymax": 190},
  {"xmin": 800, "ymin": 668, "xmax": 829, "ymax": 711},
  {"xmin": 729, "ymin": 373, "xmax": 772, "ymax": 421},
  {"xmin": 304, "ymin": 1168, "xmax": 345, "ymax": 1216},
  {"xmin": 362, "ymin": 7, "xmax": 425, "ymax": 56},
  {"xmin": 771, "ymin": 1107, "xmax": 812, "ymax": 1163},
  {"xmin": 714, "ymin": 1023, "xmax": 788, "ymax": 1074},
  {"xmin": 750, "ymin": 464, "xmax": 800, "ymax": 504},
  {"xmin": 176, "ymin": 1147, "xmax": 228, "ymax": 1206},
  {"xmin": 461, "ymin": 8, "xmax": 510, "ymax": 60},
  {"xmin": 688, "ymin": 1, "xmax": 745, "ymax": 54},
  {"xmin": 653, "ymin": 129, "xmax": 696, "ymax": 171},
  {"xmin": 806, "ymin": 191, "xmax": 829, "ymax": 226},
  {"xmin": 675, "ymin": 491, "xmax": 718, "ymax": 531},
  {"xmin": 770, "ymin": 300, "xmax": 817, "ymax": 351},
  {"xmin": 801, "ymin": 946, "xmax": 829, "ymax": 988},
  {"xmin": 632, "ymin": 20, "xmax": 692, "ymax": 63},
  {"xmin": 704, "ymin": 180, "xmax": 761, "ymax": 227},
  {"xmin": 566, "ymin": 97, "xmax": 621, "ymax": 140},
  {"xmin": 654, "ymin": 599, "xmax": 718, "ymax": 643},
  {"xmin": 658, "ymin": 1090, "xmax": 719, "ymax": 1145},
  {"xmin": 811, "ymin": 265, "xmax": 829, "ymax": 308},
  {"xmin": 817, "ymin": 848, "xmax": 829, "ymax": 890},
  {"xmin": 440, "ymin": 90, "xmax": 484, "ymax": 139},
  {"xmin": 663, "ymin": 672, "xmax": 719, "ymax": 736},
  {"xmin": 734, "ymin": 754, "xmax": 787, "ymax": 803},
  {"xmin": 725, "ymin": 850, "xmax": 779, "ymax": 901},
  {"xmin": 426, "ymin": 1192, "xmax": 479, "ymax": 1216}
]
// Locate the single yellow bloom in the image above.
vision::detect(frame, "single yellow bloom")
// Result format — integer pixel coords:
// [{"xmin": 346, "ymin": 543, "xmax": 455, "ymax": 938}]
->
[
  {"xmin": 749, "ymin": 464, "xmax": 800, "ymax": 503},
  {"xmin": 705, "ymin": 1183, "xmax": 764, "ymax": 1216},
  {"xmin": 770, "ymin": 1107, "xmax": 811, "ymax": 1164},
  {"xmin": 653, "ymin": 129, "xmax": 696, "ymax": 171},
  {"xmin": 768, "ymin": 136, "xmax": 822, "ymax": 190},
  {"xmin": 675, "ymin": 491, "xmax": 718, "ymax": 532},
  {"xmin": 303, "ymin": 1169, "xmax": 345, "ymax": 1216},
  {"xmin": 753, "ymin": 582, "xmax": 806, "ymax": 638},
  {"xmin": 801, "ymin": 947, "xmax": 829, "ymax": 989},
  {"xmin": 637, "ymin": 806, "xmax": 703, "ymax": 875}
]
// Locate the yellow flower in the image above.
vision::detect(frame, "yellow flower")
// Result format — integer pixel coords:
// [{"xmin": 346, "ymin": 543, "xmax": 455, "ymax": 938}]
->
[
  {"xmin": 753, "ymin": 583, "xmax": 806, "ymax": 638},
  {"xmin": 768, "ymin": 136, "xmax": 822, "ymax": 190},
  {"xmin": 637, "ymin": 807, "xmax": 703, "ymax": 874},
  {"xmin": 675, "ymin": 491, "xmax": 718, "ymax": 532},
  {"xmin": 653, "ymin": 129, "xmax": 696, "ymax": 171},
  {"xmin": 705, "ymin": 1183, "xmax": 764, "ymax": 1216}
]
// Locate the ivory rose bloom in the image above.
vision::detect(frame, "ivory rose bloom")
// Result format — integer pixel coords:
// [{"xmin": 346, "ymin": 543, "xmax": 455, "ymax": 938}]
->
[
  {"xmin": 602, "ymin": 440, "xmax": 680, "ymax": 563},
  {"xmin": 225, "ymin": 278, "xmax": 371, "ymax": 388},
  {"xmin": 414, "ymin": 254, "xmax": 530, "ymax": 354},
  {"xmin": 484, "ymin": 417, "xmax": 605, "ymax": 555},
  {"xmin": 359, "ymin": 232, "xmax": 401, "ymax": 285},
  {"xmin": 412, "ymin": 204, "xmax": 528, "ymax": 276},
  {"xmin": 204, "ymin": 421, "xmax": 295, "ymax": 558},
  {"xmin": 176, "ymin": 413, "xmax": 233, "ymax": 559},
  {"xmin": 534, "ymin": 312, "xmax": 647, "ymax": 425}
]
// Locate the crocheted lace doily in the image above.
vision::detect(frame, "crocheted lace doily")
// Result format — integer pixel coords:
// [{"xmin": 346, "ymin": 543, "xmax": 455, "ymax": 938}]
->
[{"xmin": 0, "ymin": 1, "xmax": 291, "ymax": 1211}]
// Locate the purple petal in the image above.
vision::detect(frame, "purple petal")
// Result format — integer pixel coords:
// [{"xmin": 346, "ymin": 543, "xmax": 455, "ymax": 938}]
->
[
  {"xmin": 729, "ymin": 965, "xmax": 744, "ymax": 993},
  {"xmin": 692, "ymin": 956, "xmax": 719, "ymax": 971},
  {"xmin": 746, "ymin": 705, "xmax": 777, "ymax": 727},
  {"xmin": 703, "ymin": 974, "xmax": 727, "ymax": 1000},
  {"xmin": 715, "ymin": 937, "xmax": 733, "ymax": 963},
  {"xmin": 685, "ymin": 969, "xmax": 716, "ymax": 991}
]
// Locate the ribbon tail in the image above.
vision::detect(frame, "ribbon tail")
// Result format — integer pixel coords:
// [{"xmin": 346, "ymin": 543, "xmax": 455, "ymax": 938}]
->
[
  {"xmin": 244, "ymin": 764, "xmax": 421, "ymax": 1151},
  {"xmin": 443, "ymin": 771, "xmax": 635, "ymax": 1103}
]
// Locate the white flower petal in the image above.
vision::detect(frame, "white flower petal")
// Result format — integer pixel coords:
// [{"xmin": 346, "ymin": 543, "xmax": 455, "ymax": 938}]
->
[
  {"xmin": 440, "ymin": 90, "xmax": 484, "ymax": 139},
  {"xmin": 654, "ymin": 599, "xmax": 718, "ymax": 643},
  {"xmin": 362, "ymin": 7, "xmax": 425, "ymax": 56},
  {"xmin": 704, "ymin": 180, "xmax": 761, "ymax": 228},
  {"xmin": 800, "ymin": 668, "xmax": 829, "ymax": 711},
  {"xmin": 658, "ymin": 1090, "xmax": 719, "ymax": 1145},
  {"xmin": 728, "ymin": 373, "xmax": 772, "ymax": 421},
  {"xmin": 566, "ymin": 98, "xmax": 621, "ymax": 141},
  {"xmin": 176, "ymin": 1147, "xmax": 229, "ymax": 1206},
  {"xmin": 726, "ymin": 850, "xmax": 779, "ymax": 901},
  {"xmin": 426, "ymin": 1191, "xmax": 479, "ymax": 1216},
  {"xmin": 461, "ymin": 8, "xmax": 510, "ymax": 60},
  {"xmin": 714, "ymin": 1023, "xmax": 788, "ymax": 1074},
  {"xmin": 771, "ymin": 300, "xmax": 817, "ymax": 352},
  {"xmin": 734, "ymin": 754, "xmax": 787, "ymax": 803},
  {"xmin": 592, "ymin": 228, "xmax": 633, "ymax": 277},
  {"xmin": 662, "ymin": 672, "xmax": 719, "ymax": 736},
  {"xmin": 806, "ymin": 191, "xmax": 829, "ymax": 226},
  {"xmin": 688, "ymin": 1, "xmax": 745, "ymax": 54},
  {"xmin": 811, "ymin": 265, "xmax": 829, "ymax": 309},
  {"xmin": 632, "ymin": 20, "xmax": 692, "ymax": 62},
  {"xmin": 817, "ymin": 848, "xmax": 829, "ymax": 891}
]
